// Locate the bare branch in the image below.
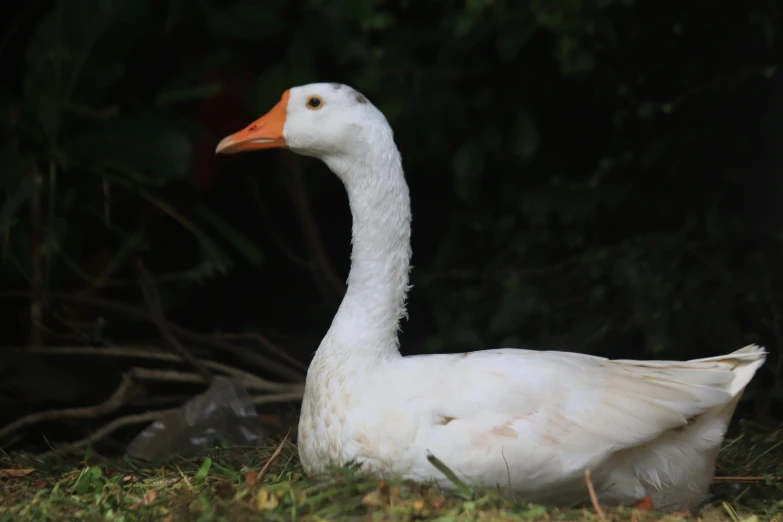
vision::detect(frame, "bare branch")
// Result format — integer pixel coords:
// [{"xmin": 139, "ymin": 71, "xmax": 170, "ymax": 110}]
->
[
  {"xmin": 31, "ymin": 386, "xmax": 301, "ymax": 459},
  {"xmin": 10, "ymin": 345, "xmax": 301, "ymax": 391},
  {"xmin": 136, "ymin": 262, "xmax": 212, "ymax": 384},
  {"xmin": 0, "ymin": 374, "xmax": 134, "ymax": 442},
  {"xmin": 0, "ymin": 359, "xmax": 303, "ymax": 451},
  {"xmin": 31, "ymin": 390, "xmax": 303, "ymax": 460},
  {"xmin": 251, "ymin": 392, "xmax": 304, "ymax": 405},
  {"xmin": 0, "ymin": 290, "xmax": 305, "ymax": 382},
  {"xmin": 127, "ymin": 366, "xmax": 304, "ymax": 395},
  {"xmin": 35, "ymin": 408, "xmax": 177, "ymax": 460}
]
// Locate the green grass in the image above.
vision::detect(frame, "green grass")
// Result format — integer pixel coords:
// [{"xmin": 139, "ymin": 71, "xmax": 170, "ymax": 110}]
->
[{"xmin": 0, "ymin": 422, "xmax": 780, "ymax": 522}]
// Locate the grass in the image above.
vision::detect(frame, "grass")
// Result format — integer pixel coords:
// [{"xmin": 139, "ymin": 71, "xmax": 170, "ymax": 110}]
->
[{"xmin": 0, "ymin": 422, "xmax": 781, "ymax": 522}]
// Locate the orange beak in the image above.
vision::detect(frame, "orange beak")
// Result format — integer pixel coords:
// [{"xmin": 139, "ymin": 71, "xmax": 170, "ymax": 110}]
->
[{"xmin": 215, "ymin": 90, "xmax": 291, "ymax": 154}]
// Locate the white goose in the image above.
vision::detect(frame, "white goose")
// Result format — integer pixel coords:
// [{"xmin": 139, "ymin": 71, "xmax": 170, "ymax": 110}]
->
[{"xmin": 216, "ymin": 83, "xmax": 766, "ymax": 511}]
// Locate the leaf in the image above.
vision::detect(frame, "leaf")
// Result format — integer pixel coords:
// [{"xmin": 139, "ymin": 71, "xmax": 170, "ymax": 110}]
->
[
  {"xmin": 63, "ymin": 112, "xmax": 191, "ymax": 182},
  {"xmin": 196, "ymin": 457, "xmax": 212, "ymax": 486},
  {"xmin": 71, "ymin": 466, "xmax": 104, "ymax": 494},
  {"xmin": 426, "ymin": 452, "xmax": 474, "ymax": 499},
  {"xmin": 519, "ymin": 505, "xmax": 548, "ymax": 518},
  {"xmin": 131, "ymin": 489, "xmax": 157, "ymax": 508},
  {"xmin": 0, "ymin": 469, "xmax": 34, "ymax": 478},
  {"xmin": 193, "ymin": 204, "xmax": 264, "ymax": 266},
  {"xmin": 255, "ymin": 487, "xmax": 280, "ymax": 510}
]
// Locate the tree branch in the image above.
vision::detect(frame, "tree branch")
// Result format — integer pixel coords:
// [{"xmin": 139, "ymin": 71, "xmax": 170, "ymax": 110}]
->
[
  {"xmin": 127, "ymin": 366, "xmax": 303, "ymax": 395},
  {"xmin": 7, "ymin": 345, "xmax": 302, "ymax": 392},
  {"xmin": 0, "ymin": 290, "xmax": 305, "ymax": 382},
  {"xmin": 35, "ymin": 409, "xmax": 178, "ymax": 460},
  {"xmin": 0, "ymin": 374, "xmax": 135, "ymax": 441},
  {"xmin": 136, "ymin": 261, "xmax": 212, "ymax": 384}
]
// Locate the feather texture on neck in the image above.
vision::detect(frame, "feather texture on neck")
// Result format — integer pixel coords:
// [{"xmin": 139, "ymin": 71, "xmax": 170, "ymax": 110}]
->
[{"xmin": 317, "ymin": 123, "xmax": 412, "ymax": 364}]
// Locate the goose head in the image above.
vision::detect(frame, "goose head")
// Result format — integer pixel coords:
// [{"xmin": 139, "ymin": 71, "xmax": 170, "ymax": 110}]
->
[{"xmin": 215, "ymin": 82, "xmax": 390, "ymax": 161}]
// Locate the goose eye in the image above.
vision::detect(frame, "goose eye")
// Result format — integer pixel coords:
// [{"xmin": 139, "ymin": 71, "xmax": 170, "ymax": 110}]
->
[{"xmin": 306, "ymin": 96, "xmax": 323, "ymax": 109}]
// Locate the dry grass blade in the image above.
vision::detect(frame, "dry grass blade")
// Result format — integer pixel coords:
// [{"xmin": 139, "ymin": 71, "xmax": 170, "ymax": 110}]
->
[
  {"xmin": 426, "ymin": 451, "xmax": 474, "ymax": 500},
  {"xmin": 713, "ymin": 476, "xmax": 769, "ymax": 483},
  {"xmin": 584, "ymin": 468, "xmax": 607, "ymax": 520},
  {"xmin": 257, "ymin": 430, "xmax": 291, "ymax": 481},
  {"xmin": 0, "ymin": 469, "xmax": 34, "ymax": 478}
]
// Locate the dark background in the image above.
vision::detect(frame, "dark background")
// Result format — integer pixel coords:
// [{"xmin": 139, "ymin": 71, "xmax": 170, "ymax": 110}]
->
[{"xmin": 0, "ymin": 0, "xmax": 781, "ymax": 453}]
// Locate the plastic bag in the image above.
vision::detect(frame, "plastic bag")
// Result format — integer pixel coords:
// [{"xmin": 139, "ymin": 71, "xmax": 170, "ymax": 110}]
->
[{"xmin": 126, "ymin": 376, "xmax": 265, "ymax": 461}]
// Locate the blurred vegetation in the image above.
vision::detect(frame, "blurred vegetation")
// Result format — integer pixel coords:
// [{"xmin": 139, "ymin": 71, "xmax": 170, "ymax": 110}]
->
[{"xmin": 1, "ymin": 0, "xmax": 782, "ymax": 418}]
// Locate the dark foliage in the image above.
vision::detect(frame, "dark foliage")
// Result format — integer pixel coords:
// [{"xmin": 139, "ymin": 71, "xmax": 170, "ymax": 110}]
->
[{"xmin": 0, "ymin": 0, "xmax": 781, "ymax": 423}]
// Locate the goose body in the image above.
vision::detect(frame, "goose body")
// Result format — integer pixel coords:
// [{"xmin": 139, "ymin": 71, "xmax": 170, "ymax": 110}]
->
[{"xmin": 216, "ymin": 82, "xmax": 766, "ymax": 510}]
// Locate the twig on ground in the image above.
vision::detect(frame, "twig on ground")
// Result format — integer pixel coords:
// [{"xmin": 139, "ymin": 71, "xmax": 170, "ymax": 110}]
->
[
  {"xmin": 257, "ymin": 430, "xmax": 291, "ymax": 481},
  {"xmin": 29, "ymin": 394, "xmax": 301, "ymax": 459},
  {"xmin": 0, "ymin": 290, "xmax": 305, "ymax": 382},
  {"xmin": 137, "ymin": 262, "xmax": 212, "ymax": 384},
  {"xmin": 0, "ymin": 375, "xmax": 135, "ymax": 442},
  {"xmin": 128, "ymin": 367, "xmax": 213, "ymax": 385},
  {"xmin": 34, "ymin": 409, "xmax": 178, "ymax": 460},
  {"xmin": 251, "ymin": 391, "xmax": 304, "ymax": 405},
  {"xmin": 127, "ymin": 366, "xmax": 304, "ymax": 396},
  {"xmin": 713, "ymin": 476, "xmax": 775, "ymax": 482},
  {"xmin": 584, "ymin": 469, "xmax": 606, "ymax": 520},
  {"xmin": 0, "ymin": 356, "xmax": 303, "ymax": 447},
  {"xmin": 12, "ymin": 345, "xmax": 300, "ymax": 391},
  {"xmin": 129, "ymin": 395, "xmax": 194, "ymax": 408}
]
